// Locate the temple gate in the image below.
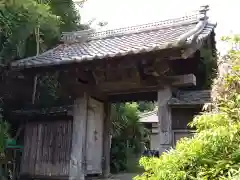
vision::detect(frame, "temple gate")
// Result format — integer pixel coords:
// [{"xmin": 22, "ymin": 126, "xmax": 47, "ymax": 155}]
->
[{"xmin": 10, "ymin": 5, "xmax": 216, "ymax": 180}]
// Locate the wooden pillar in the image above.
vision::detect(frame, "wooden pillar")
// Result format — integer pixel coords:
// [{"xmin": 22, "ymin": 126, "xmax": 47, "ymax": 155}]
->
[
  {"xmin": 69, "ymin": 93, "xmax": 88, "ymax": 180},
  {"xmin": 102, "ymin": 101, "xmax": 111, "ymax": 178},
  {"xmin": 158, "ymin": 86, "xmax": 172, "ymax": 154}
]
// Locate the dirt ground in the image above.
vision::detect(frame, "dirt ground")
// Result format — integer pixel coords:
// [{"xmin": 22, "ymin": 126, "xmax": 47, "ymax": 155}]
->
[
  {"xmin": 111, "ymin": 173, "xmax": 139, "ymax": 180},
  {"xmin": 87, "ymin": 173, "xmax": 139, "ymax": 180}
]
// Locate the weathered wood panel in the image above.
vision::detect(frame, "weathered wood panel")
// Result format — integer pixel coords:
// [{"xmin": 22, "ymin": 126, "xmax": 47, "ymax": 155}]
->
[
  {"xmin": 21, "ymin": 119, "xmax": 72, "ymax": 177},
  {"xmin": 21, "ymin": 95, "xmax": 109, "ymax": 179},
  {"xmin": 69, "ymin": 94, "xmax": 88, "ymax": 180},
  {"xmin": 86, "ymin": 98, "xmax": 104, "ymax": 174},
  {"xmin": 172, "ymin": 108, "xmax": 200, "ymax": 130}
]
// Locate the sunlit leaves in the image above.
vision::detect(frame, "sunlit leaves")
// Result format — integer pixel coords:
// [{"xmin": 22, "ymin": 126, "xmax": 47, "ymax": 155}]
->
[{"xmin": 135, "ymin": 35, "xmax": 240, "ymax": 180}]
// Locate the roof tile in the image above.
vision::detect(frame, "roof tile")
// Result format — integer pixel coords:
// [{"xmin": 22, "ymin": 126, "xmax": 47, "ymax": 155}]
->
[
  {"xmin": 11, "ymin": 6, "xmax": 216, "ymax": 69},
  {"xmin": 168, "ymin": 90, "xmax": 211, "ymax": 105}
]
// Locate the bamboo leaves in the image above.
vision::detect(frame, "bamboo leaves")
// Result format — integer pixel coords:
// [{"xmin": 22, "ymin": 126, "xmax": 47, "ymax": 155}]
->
[{"xmin": 0, "ymin": 0, "xmax": 60, "ymax": 62}]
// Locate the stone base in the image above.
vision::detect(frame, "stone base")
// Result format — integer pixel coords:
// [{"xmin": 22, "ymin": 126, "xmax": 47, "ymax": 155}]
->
[{"xmin": 158, "ymin": 144, "xmax": 172, "ymax": 154}]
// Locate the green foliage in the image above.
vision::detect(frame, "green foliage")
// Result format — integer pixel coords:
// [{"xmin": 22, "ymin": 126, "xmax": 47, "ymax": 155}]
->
[
  {"xmin": 0, "ymin": 120, "xmax": 8, "ymax": 154},
  {"xmin": 0, "ymin": 0, "xmax": 84, "ymax": 177},
  {"xmin": 0, "ymin": 0, "xmax": 87, "ymax": 107},
  {"xmin": 199, "ymin": 48, "xmax": 217, "ymax": 89},
  {"xmin": 138, "ymin": 101, "xmax": 155, "ymax": 112},
  {"xmin": 0, "ymin": 118, "xmax": 10, "ymax": 180},
  {"xmin": 0, "ymin": 0, "xmax": 86, "ymax": 62},
  {"xmin": 49, "ymin": 0, "xmax": 84, "ymax": 32},
  {"xmin": 135, "ymin": 36, "xmax": 240, "ymax": 180},
  {"xmin": 0, "ymin": 113, "xmax": 9, "ymax": 170},
  {"xmin": 33, "ymin": 0, "xmax": 87, "ymax": 106},
  {"xmin": 0, "ymin": 0, "xmax": 60, "ymax": 62},
  {"xmin": 110, "ymin": 102, "xmax": 150, "ymax": 173}
]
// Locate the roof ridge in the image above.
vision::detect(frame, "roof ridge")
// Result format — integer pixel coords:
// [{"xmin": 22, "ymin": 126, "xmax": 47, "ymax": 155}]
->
[
  {"xmin": 61, "ymin": 5, "xmax": 210, "ymax": 43},
  {"xmin": 61, "ymin": 14, "xmax": 201, "ymax": 43}
]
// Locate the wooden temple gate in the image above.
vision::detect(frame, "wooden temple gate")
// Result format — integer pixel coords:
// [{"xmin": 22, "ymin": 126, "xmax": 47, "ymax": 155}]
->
[{"xmin": 10, "ymin": 5, "xmax": 216, "ymax": 180}]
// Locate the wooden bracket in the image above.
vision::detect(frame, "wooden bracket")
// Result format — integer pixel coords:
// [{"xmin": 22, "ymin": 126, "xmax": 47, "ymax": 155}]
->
[{"xmin": 171, "ymin": 74, "xmax": 196, "ymax": 87}]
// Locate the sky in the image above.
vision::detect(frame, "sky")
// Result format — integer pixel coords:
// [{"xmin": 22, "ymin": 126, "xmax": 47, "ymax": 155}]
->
[{"xmin": 75, "ymin": 0, "xmax": 240, "ymax": 52}]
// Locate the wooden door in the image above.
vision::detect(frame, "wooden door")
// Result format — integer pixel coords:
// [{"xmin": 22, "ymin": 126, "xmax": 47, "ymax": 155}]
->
[{"xmin": 86, "ymin": 97, "xmax": 104, "ymax": 174}]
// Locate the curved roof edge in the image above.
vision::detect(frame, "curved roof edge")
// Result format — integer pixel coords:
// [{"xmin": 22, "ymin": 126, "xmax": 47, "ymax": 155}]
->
[{"xmin": 11, "ymin": 5, "xmax": 216, "ymax": 70}]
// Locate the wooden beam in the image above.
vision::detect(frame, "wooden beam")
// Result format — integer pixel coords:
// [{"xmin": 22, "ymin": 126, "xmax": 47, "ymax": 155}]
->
[
  {"xmin": 63, "ymin": 73, "xmax": 196, "ymax": 96},
  {"xmin": 108, "ymin": 91, "xmax": 157, "ymax": 102},
  {"xmin": 59, "ymin": 71, "xmax": 107, "ymax": 101},
  {"xmin": 100, "ymin": 74, "xmax": 196, "ymax": 95}
]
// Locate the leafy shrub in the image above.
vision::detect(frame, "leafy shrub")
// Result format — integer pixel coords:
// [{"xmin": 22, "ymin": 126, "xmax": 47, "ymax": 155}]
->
[
  {"xmin": 134, "ymin": 36, "xmax": 240, "ymax": 180},
  {"xmin": 110, "ymin": 103, "xmax": 149, "ymax": 173}
]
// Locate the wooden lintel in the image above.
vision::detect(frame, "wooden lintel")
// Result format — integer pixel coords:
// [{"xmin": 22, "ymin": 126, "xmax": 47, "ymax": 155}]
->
[
  {"xmin": 104, "ymin": 82, "xmax": 165, "ymax": 95},
  {"xmin": 108, "ymin": 91, "xmax": 157, "ymax": 102},
  {"xmin": 73, "ymin": 82, "xmax": 107, "ymax": 101},
  {"xmin": 171, "ymin": 74, "xmax": 196, "ymax": 87},
  {"xmin": 100, "ymin": 74, "xmax": 196, "ymax": 95},
  {"xmin": 70, "ymin": 73, "xmax": 196, "ymax": 97}
]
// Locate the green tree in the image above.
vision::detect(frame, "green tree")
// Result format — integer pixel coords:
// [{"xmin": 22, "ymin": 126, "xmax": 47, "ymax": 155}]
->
[
  {"xmin": 137, "ymin": 101, "xmax": 155, "ymax": 112},
  {"xmin": 135, "ymin": 35, "xmax": 240, "ymax": 180},
  {"xmin": 0, "ymin": 111, "xmax": 10, "ymax": 178},
  {"xmin": 111, "ymin": 103, "xmax": 149, "ymax": 173},
  {"xmin": 0, "ymin": 0, "xmax": 86, "ymax": 177},
  {"xmin": 0, "ymin": 0, "xmax": 60, "ymax": 63},
  {"xmin": 0, "ymin": 0, "xmax": 87, "ymax": 62},
  {"xmin": 0, "ymin": 0, "xmax": 87, "ymax": 107}
]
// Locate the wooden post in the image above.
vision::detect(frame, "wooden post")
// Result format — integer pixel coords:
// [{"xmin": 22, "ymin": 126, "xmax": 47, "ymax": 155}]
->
[
  {"xmin": 69, "ymin": 93, "xmax": 88, "ymax": 180},
  {"xmin": 158, "ymin": 86, "xmax": 172, "ymax": 154},
  {"xmin": 102, "ymin": 101, "xmax": 111, "ymax": 178}
]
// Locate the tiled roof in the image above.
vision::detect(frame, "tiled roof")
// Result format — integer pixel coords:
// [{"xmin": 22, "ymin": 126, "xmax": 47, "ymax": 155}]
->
[
  {"xmin": 11, "ymin": 5, "xmax": 216, "ymax": 69},
  {"xmin": 139, "ymin": 110, "xmax": 158, "ymax": 123},
  {"xmin": 139, "ymin": 107, "xmax": 158, "ymax": 123},
  {"xmin": 168, "ymin": 90, "xmax": 211, "ymax": 105}
]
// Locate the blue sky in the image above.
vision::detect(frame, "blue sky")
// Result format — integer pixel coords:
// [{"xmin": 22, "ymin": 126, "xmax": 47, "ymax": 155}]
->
[{"xmin": 75, "ymin": 0, "xmax": 240, "ymax": 52}]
